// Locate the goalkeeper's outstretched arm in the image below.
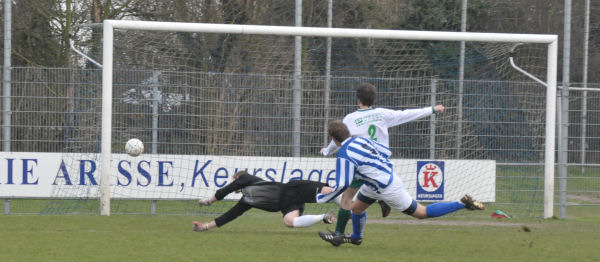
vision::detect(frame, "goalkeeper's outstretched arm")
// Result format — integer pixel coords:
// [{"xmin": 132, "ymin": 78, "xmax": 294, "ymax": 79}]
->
[
  {"xmin": 198, "ymin": 171, "xmax": 263, "ymax": 206},
  {"xmin": 193, "ymin": 202, "xmax": 253, "ymax": 232}
]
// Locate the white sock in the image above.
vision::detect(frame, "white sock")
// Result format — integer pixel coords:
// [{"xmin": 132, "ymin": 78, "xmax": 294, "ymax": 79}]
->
[{"xmin": 292, "ymin": 214, "xmax": 325, "ymax": 228}]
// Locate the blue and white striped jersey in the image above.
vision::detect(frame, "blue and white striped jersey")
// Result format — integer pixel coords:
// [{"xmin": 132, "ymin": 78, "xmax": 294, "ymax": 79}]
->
[{"xmin": 316, "ymin": 136, "xmax": 395, "ymax": 203}]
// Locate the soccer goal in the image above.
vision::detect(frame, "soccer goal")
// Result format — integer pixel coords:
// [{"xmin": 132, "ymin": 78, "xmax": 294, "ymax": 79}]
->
[{"xmin": 48, "ymin": 20, "xmax": 557, "ymax": 218}]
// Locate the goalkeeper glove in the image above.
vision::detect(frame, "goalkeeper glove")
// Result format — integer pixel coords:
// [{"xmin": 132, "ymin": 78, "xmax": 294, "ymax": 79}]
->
[{"xmin": 198, "ymin": 199, "xmax": 212, "ymax": 206}]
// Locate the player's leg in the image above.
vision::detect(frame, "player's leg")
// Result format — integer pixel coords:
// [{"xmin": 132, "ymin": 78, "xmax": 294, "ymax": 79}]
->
[
  {"xmin": 333, "ymin": 183, "xmax": 360, "ymax": 235},
  {"xmin": 407, "ymin": 194, "xmax": 485, "ymax": 219},
  {"xmin": 460, "ymin": 194, "xmax": 486, "ymax": 210},
  {"xmin": 415, "ymin": 201, "xmax": 464, "ymax": 219},
  {"xmin": 369, "ymin": 175, "xmax": 483, "ymax": 219},
  {"xmin": 378, "ymin": 200, "xmax": 392, "ymax": 218},
  {"xmin": 279, "ymin": 180, "xmax": 336, "ymax": 228},
  {"xmin": 282, "ymin": 207, "xmax": 335, "ymax": 228},
  {"xmin": 349, "ymin": 193, "xmax": 372, "ymax": 241},
  {"xmin": 317, "ymin": 186, "xmax": 359, "ymax": 247},
  {"xmin": 321, "ymin": 193, "xmax": 371, "ymax": 246}
]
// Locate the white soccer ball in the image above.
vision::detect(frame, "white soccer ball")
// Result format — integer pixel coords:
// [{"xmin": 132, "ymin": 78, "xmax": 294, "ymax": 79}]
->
[{"xmin": 125, "ymin": 138, "xmax": 144, "ymax": 157}]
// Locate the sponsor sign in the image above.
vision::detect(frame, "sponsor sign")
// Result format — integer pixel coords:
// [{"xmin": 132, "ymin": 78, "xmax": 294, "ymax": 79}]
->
[
  {"xmin": 416, "ymin": 161, "xmax": 444, "ymax": 201},
  {"xmin": 0, "ymin": 152, "xmax": 495, "ymax": 202}
]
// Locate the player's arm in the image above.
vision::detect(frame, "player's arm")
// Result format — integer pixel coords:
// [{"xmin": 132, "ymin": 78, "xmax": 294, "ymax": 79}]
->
[
  {"xmin": 210, "ymin": 174, "xmax": 262, "ymax": 200},
  {"xmin": 316, "ymin": 158, "xmax": 356, "ymax": 203},
  {"xmin": 199, "ymin": 174, "xmax": 262, "ymax": 206},
  {"xmin": 321, "ymin": 115, "xmax": 354, "ymax": 156},
  {"xmin": 384, "ymin": 104, "xmax": 444, "ymax": 127},
  {"xmin": 320, "ymin": 139, "xmax": 340, "ymax": 156},
  {"xmin": 213, "ymin": 201, "xmax": 253, "ymax": 227}
]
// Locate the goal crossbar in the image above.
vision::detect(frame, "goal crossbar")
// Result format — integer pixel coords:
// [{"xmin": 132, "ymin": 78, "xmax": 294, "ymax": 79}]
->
[
  {"xmin": 105, "ymin": 20, "xmax": 557, "ymax": 43},
  {"xmin": 101, "ymin": 20, "xmax": 558, "ymax": 218}
]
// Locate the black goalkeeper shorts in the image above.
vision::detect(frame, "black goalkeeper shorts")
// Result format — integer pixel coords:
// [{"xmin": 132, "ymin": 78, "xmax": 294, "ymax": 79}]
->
[{"xmin": 279, "ymin": 180, "xmax": 328, "ymax": 215}]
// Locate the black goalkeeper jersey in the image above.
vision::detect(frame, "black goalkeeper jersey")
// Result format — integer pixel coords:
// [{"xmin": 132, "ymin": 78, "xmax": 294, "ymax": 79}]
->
[
  {"xmin": 211, "ymin": 173, "xmax": 327, "ymax": 227},
  {"xmin": 214, "ymin": 173, "xmax": 282, "ymax": 212}
]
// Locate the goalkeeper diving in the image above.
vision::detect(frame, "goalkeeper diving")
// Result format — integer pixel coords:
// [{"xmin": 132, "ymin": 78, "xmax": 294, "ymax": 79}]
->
[{"xmin": 193, "ymin": 170, "xmax": 337, "ymax": 232}]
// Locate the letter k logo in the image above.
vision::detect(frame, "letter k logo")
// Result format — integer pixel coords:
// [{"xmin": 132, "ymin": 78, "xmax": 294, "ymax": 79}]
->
[{"xmin": 422, "ymin": 171, "xmax": 439, "ymax": 188}]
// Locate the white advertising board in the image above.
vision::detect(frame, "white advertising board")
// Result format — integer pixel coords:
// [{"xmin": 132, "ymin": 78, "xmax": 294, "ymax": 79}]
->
[{"xmin": 0, "ymin": 152, "xmax": 495, "ymax": 202}]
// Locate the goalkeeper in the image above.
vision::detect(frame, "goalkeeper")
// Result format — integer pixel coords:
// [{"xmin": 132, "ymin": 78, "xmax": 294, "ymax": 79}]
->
[
  {"xmin": 320, "ymin": 82, "xmax": 445, "ymax": 238},
  {"xmin": 193, "ymin": 170, "xmax": 336, "ymax": 232}
]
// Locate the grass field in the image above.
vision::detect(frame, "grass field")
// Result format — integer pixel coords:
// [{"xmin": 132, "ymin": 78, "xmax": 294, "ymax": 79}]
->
[
  {"xmin": 1, "ymin": 166, "xmax": 598, "ymax": 261},
  {"xmin": 1, "ymin": 204, "xmax": 599, "ymax": 262}
]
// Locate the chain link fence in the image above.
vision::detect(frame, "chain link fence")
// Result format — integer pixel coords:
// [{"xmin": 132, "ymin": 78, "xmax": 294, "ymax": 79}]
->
[
  {"xmin": 0, "ymin": 67, "xmax": 598, "ymax": 217},
  {"xmin": 1, "ymin": 0, "xmax": 599, "ymax": 217}
]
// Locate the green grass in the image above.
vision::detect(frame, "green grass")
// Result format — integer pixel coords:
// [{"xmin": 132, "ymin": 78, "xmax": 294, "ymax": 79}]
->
[
  {"xmin": 1, "ymin": 208, "xmax": 599, "ymax": 262},
  {"xmin": 1, "ymin": 166, "xmax": 597, "ymax": 261}
]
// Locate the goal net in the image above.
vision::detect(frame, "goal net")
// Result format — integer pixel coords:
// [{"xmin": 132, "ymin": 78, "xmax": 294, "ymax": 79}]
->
[{"xmin": 45, "ymin": 21, "xmax": 557, "ymax": 219}]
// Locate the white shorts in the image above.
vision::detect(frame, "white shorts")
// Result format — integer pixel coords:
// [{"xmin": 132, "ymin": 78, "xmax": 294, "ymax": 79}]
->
[{"xmin": 358, "ymin": 175, "xmax": 414, "ymax": 212}]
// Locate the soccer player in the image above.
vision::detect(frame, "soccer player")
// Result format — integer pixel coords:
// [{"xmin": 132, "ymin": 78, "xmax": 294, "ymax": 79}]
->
[
  {"xmin": 320, "ymin": 82, "xmax": 445, "ymax": 238},
  {"xmin": 192, "ymin": 170, "xmax": 336, "ymax": 232},
  {"xmin": 317, "ymin": 120, "xmax": 484, "ymax": 246}
]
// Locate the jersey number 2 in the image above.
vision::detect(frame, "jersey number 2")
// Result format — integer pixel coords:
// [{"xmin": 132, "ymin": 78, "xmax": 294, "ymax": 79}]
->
[{"xmin": 368, "ymin": 125, "xmax": 378, "ymax": 141}]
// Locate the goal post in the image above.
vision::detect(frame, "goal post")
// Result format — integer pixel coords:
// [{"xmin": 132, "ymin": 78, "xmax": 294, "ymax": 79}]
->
[{"xmin": 99, "ymin": 20, "xmax": 557, "ymax": 217}]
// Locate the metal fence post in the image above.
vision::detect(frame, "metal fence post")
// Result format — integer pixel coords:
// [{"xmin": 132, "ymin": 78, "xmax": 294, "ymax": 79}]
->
[
  {"xmin": 430, "ymin": 78, "xmax": 437, "ymax": 159},
  {"xmin": 3, "ymin": 199, "xmax": 10, "ymax": 215}
]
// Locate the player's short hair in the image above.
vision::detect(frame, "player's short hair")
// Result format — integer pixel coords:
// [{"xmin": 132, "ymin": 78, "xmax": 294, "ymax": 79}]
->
[
  {"xmin": 356, "ymin": 83, "xmax": 377, "ymax": 106},
  {"xmin": 328, "ymin": 120, "xmax": 350, "ymax": 143},
  {"xmin": 233, "ymin": 170, "xmax": 249, "ymax": 180}
]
